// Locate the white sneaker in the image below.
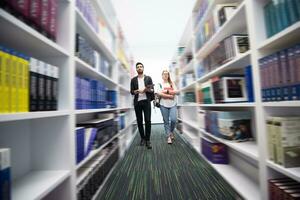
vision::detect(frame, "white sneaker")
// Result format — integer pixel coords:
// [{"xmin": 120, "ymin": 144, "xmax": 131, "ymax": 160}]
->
[{"xmin": 167, "ymin": 136, "xmax": 172, "ymax": 144}]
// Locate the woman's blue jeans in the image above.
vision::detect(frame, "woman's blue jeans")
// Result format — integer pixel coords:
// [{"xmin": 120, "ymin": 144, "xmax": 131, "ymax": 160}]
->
[{"xmin": 160, "ymin": 105, "xmax": 177, "ymax": 137}]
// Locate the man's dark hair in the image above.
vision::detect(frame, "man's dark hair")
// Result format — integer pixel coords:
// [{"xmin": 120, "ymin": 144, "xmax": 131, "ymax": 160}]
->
[{"xmin": 136, "ymin": 62, "xmax": 144, "ymax": 68}]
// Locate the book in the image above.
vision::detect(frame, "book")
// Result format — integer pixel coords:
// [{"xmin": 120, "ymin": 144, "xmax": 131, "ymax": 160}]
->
[
  {"xmin": 201, "ymin": 137, "xmax": 229, "ymax": 164},
  {"xmin": 244, "ymin": 65, "xmax": 254, "ymax": 102},
  {"xmin": 29, "ymin": 57, "xmax": 38, "ymax": 111},
  {"xmin": 29, "ymin": 0, "xmax": 42, "ymax": 30},
  {"xmin": 84, "ymin": 128, "xmax": 97, "ymax": 156},
  {"xmin": 51, "ymin": 65, "xmax": 58, "ymax": 110},
  {"xmin": 217, "ymin": 111, "xmax": 252, "ymax": 141},
  {"xmin": 217, "ymin": 5, "xmax": 237, "ymax": 27},
  {"xmin": 76, "ymin": 127, "xmax": 85, "ymax": 164},
  {"xmin": 37, "ymin": 60, "xmax": 45, "ymax": 111},
  {"xmin": 272, "ymin": 116, "xmax": 300, "ymax": 167},
  {"xmin": 0, "ymin": 46, "xmax": 4, "ymax": 113},
  {"xmin": 45, "ymin": 64, "xmax": 52, "ymax": 111},
  {"xmin": 0, "ymin": 149, "xmax": 11, "ymax": 200}
]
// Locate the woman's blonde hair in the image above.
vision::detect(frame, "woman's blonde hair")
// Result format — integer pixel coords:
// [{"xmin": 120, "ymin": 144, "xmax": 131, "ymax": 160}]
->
[{"xmin": 162, "ymin": 70, "xmax": 173, "ymax": 88}]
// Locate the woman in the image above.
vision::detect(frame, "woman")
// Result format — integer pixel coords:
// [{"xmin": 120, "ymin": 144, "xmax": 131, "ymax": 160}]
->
[{"xmin": 157, "ymin": 70, "xmax": 179, "ymax": 144}]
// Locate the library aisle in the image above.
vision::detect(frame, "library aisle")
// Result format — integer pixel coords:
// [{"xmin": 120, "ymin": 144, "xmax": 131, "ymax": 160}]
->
[{"xmin": 96, "ymin": 124, "xmax": 242, "ymax": 200}]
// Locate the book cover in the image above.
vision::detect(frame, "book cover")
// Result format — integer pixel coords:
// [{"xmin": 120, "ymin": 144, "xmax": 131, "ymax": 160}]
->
[
  {"xmin": 0, "ymin": 46, "xmax": 4, "ymax": 113},
  {"xmin": 201, "ymin": 137, "xmax": 229, "ymax": 164},
  {"xmin": 76, "ymin": 127, "xmax": 85, "ymax": 164},
  {"xmin": 40, "ymin": 0, "xmax": 50, "ymax": 36},
  {"xmin": 285, "ymin": 0, "xmax": 299, "ymax": 26},
  {"xmin": 84, "ymin": 128, "xmax": 97, "ymax": 156},
  {"xmin": 244, "ymin": 65, "xmax": 254, "ymax": 102},
  {"xmin": 37, "ymin": 60, "xmax": 46, "ymax": 111},
  {"xmin": 2, "ymin": 47, "xmax": 11, "ymax": 113},
  {"xmin": 29, "ymin": 57, "xmax": 38, "ymax": 111},
  {"xmin": 22, "ymin": 54, "xmax": 29, "ymax": 112},
  {"xmin": 0, "ymin": 149, "xmax": 11, "ymax": 200},
  {"xmin": 48, "ymin": 0, "xmax": 57, "ymax": 41},
  {"xmin": 279, "ymin": 49, "xmax": 291, "ymax": 101},
  {"xmin": 45, "ymin": 64, "xmax": 52, "ymax": 111},
  {"xmin": 29, "ymin": 0, "xmax": 42, "ymax": 29},
  {"xmin": 51, "ymin": 65, "xmax": 58, "ymax": 110},
  {"xmin": 12, "ymin": 0, "xmax": 30, "ymax": 19}
]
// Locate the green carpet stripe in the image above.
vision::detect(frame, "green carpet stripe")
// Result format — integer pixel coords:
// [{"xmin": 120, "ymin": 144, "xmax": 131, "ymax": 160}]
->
[{"xmin": 96, "ymin": 125, "xmax": 243, "ymax": 200}]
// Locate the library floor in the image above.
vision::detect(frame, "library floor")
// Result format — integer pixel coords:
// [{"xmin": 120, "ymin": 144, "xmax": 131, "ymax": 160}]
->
[{"xmin": 96, "ymin": 125, "xmax": 243, "ymax": 200}]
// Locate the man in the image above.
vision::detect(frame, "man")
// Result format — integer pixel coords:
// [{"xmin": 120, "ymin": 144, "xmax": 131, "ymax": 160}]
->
[{"xmin": 130, "ymin": 62, "xmax": 154, "ymax": 149}]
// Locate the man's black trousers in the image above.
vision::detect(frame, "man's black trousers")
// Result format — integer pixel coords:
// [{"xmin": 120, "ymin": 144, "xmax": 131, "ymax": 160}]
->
[{"xmin": 134, "ymin": 100, "xmax": 151, "ymax": 141}]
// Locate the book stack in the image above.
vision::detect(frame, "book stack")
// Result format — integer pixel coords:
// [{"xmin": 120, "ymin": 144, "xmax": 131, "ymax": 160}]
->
[
  {"xmin": 264, "ymin": 0, "xmax": 300, "ymax": 38},
  {"xmin": 183, "ymin": 92, "xmax": 196, "ymax": 103},
  {"xmin": 30, "ymin": 57, "xmax": 59, "ymax": 111},
  {"xmin": 180, "ymin": 73, "xmax": 194, "ymax": 88},
  {"xmin": 76, "ymin": 76, "xmax": 108, "ymax": 110},
  {"xmin": 259, "ymin": 44, "xmax": 300, "ymax": 102},
  {"xmin": 269, "ymin": 178, "xmax": 300, "ymax": 199},
  {"xmin": 201, "ymin": 137, "xmax": 229, "ymax": 164},
  {"xmin": 75, "ymin": 33, "xmax": 98, "ymax": 68},
  {"xmin": 0, "ymin": 46, "xmax": 30, "ymax": 113},
  {"xmin": 1, "ymin": 0, "xmax": 58, "ymax": 41},
  {"xmin": 0, "ymin": 149, "xmax": 10, "ymax": 200},
  {"xmin": 76, "ymin": 127, "xmax": 85, "ymax": 164},
  {"xmin": 195, "ymin": 14, "xmax": 216, "ymax": 52},
  {"xmin": 77, "ymin": 117, "xmax": 117, "ymax": 149},
  {"xmin": 205, "ymin": 111, "xmax": 253, "ymax": 142},
  {"xmin": 202, "ymin": 34, "xmax": 249, "ymax": 73},
  {"xmin": 0, "ymin": 45, "xmax": 59, "ymax": 113},
  {"xmin": 266, "ymin": 116, "xmax": 300, "ymax": 168},
  {"xmin": 213, "ymin": 4, "xmax": 238, "ymax": 28},
  {"xmin": 193, "ymin": 0, "xmax": 210, "ymax": 28},
  {"xmin": 211, "ymin": 75, "xmax": 247, "ymax": 103},
  {"xmin": 77, "ymin": 141, "xmax": 119, "ymax": 200},
  {"xmin": 76, "ymin": 0, "xmax": 98, "ymax": 33},
  {"xmin": 199, "ymin": 66, "xmax": 253, "ymax": 104}
]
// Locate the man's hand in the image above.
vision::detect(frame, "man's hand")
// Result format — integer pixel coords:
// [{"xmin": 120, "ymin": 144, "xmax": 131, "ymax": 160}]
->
[{"xmin": 134, "ymin": 89, "xmax": 140, "ymax": 94}]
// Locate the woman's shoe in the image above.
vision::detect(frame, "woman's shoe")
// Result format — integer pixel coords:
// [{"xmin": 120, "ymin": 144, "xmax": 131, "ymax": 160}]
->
[
  {"xmin": 170, "ymin": 133, "xmax": 175, "ymax": 140},
  {"xmin": 167, "ymin": 136, "xmax": 172, "ymax": 144}
]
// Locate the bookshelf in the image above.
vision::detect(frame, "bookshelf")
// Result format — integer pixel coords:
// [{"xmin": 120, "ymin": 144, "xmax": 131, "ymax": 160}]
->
[
  {"xmin": 0, "ymin": 1, "xmax": 135, "ymax": 200},
  {"xmin": 172, "ymin": 0, "xmax": 300, "ymax": 199}
]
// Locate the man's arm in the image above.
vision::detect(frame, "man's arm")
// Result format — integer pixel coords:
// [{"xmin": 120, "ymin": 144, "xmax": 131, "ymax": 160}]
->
[{"xmin": 130, "ymin": 78, "xmax": 138, "ymax": 95}]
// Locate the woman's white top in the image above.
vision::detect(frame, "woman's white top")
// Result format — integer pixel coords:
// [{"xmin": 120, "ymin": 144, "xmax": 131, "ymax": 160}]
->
[{"xmin": 156, "ymin": 81, "xmax": 177, "ymax": 108}]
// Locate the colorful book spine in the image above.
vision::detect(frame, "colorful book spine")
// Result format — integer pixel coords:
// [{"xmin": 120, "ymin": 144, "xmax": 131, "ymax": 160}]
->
[
  {"xmin": 51, "ymin": 65, "xmax": 58, "ymax": 110},
  {"xmin": 29, "ymin": 57, "xmax": 38, "ymax": 111}
]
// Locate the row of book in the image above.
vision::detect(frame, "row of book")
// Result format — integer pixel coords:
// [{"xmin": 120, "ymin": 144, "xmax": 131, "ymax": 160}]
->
[
  {"xmin": 0, "ymin": 148, "xmax": 10, "ymax": 200},
  {"xmin": 76, "ymin": 0, "xmax": 115, "ymax": 52},
  {"xmin": 269, "ymin": 177, "xmax": 300, "ymax": 199},
  {"xmin": 182, "ymin": 92, "xmax": 196, "ymax": 103},
  {"xmin": 180, "ymin": 73, "xmax": 194, "ymax": 88},
  {"xmin": 76, "ymin": 0, "xmax": 98, "ymax": 33},
  {"xmin": 77, "ymin": 141, "xmax": 119, "ymax": 200},
  {"xmin": 75, "ymin": 76, "xmax": 117, "ymax": 109},
  {"xmin": 193, "ymin": 0, "xmax": 210, "ymax": 28},
  {"xmin": 199, "ymin": 66, "xmax": 254, "ymax": 104},
  {"xmin": 202, "ymin": 110, "xmax": 253, "ymax": 142},
  {"xmin": 266, "ymin": 116, "xmax": 300, "ymax": 168},
  {"xmin": 76, "ymin": 117, "xmax": 118, "ymax": 165},
  {"xmin": 75, "ymin": 34, "xmax": 112, "ymax": 78},
  {"xmin": 197, "ymin": 34, "xmax": 250, "ymax": 78},
  {"xmin": 201, "ymin": 137, "xmax": 229, "ymax": 164},
  {"xmin": 0, "ymin": 45, "xmax": 59, "ymax": 113},
  {"xmin": 0, "ymin": 0, "xmax": 58, "ymax": 41},
  {"xmin": 195, "ymin": 3, "xmax": 240, "ymax": 52},
  {"xmin": 264, "ymin": 0, "xmax": 300, "ymax": 38},
  {"xmin": 259, "ymin": 43, "xmax": 300, "ymax": 102}
]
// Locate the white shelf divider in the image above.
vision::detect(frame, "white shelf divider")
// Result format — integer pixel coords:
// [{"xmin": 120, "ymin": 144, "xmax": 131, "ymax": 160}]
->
[
  {"xmin": 258, "ymin": 21, "xmax": 300, "ymax": 51},
  {"xmin": 75, "ymin": 57, "xmax": 118, "ymax": 87},
  {"xmin": 198, "ymin": 102, "xmax": 254, "ymax": 107},
  {"xmin": 267, "ymin": 161, "xmax": 300, "ymax": 183},
  {"xmin": 196, "ymin": 51, "xmax": 251, "ymax": 83},
  {"xmin": 200, "ymin": 129, "xmax": 259, "ymax": 161},
  {"xmin": 262, "ymin": 101, "xmax": 300, "ymax": 107},
  {"xmin": 75, "ymin": 108, "xmax": 119, "ymax": 115},
  {"xmin": 12, "ymin": 170, "xmax": 70, "ymax": 200},
  {"xmin": 0, "ymin": 111, "xmax": 70, "ymax": 123}
]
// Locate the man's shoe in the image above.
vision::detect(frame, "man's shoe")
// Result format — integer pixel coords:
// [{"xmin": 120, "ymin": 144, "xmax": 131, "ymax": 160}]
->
[
  {"xmin": 140, "ymin": 139, "xmax": 146, "ymax": 146},
  {"xmin": 167, "ymin": 136, "xmax": 172, "ymax": 144},
  {"xmin": 146, "ymin": 141, "xmax": 152, "ymax": 149}
]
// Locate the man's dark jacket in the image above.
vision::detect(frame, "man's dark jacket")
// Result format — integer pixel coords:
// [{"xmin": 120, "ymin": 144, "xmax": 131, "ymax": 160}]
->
[{"xmin": 130, "ymin": 75, "xmax": 154, "ymax": 106}]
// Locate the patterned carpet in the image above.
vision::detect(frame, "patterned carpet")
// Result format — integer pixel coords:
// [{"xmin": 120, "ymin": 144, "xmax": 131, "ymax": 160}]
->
[{"xmin": 96, "ymin": 125, "xmax": 243, "ymax": 200}]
